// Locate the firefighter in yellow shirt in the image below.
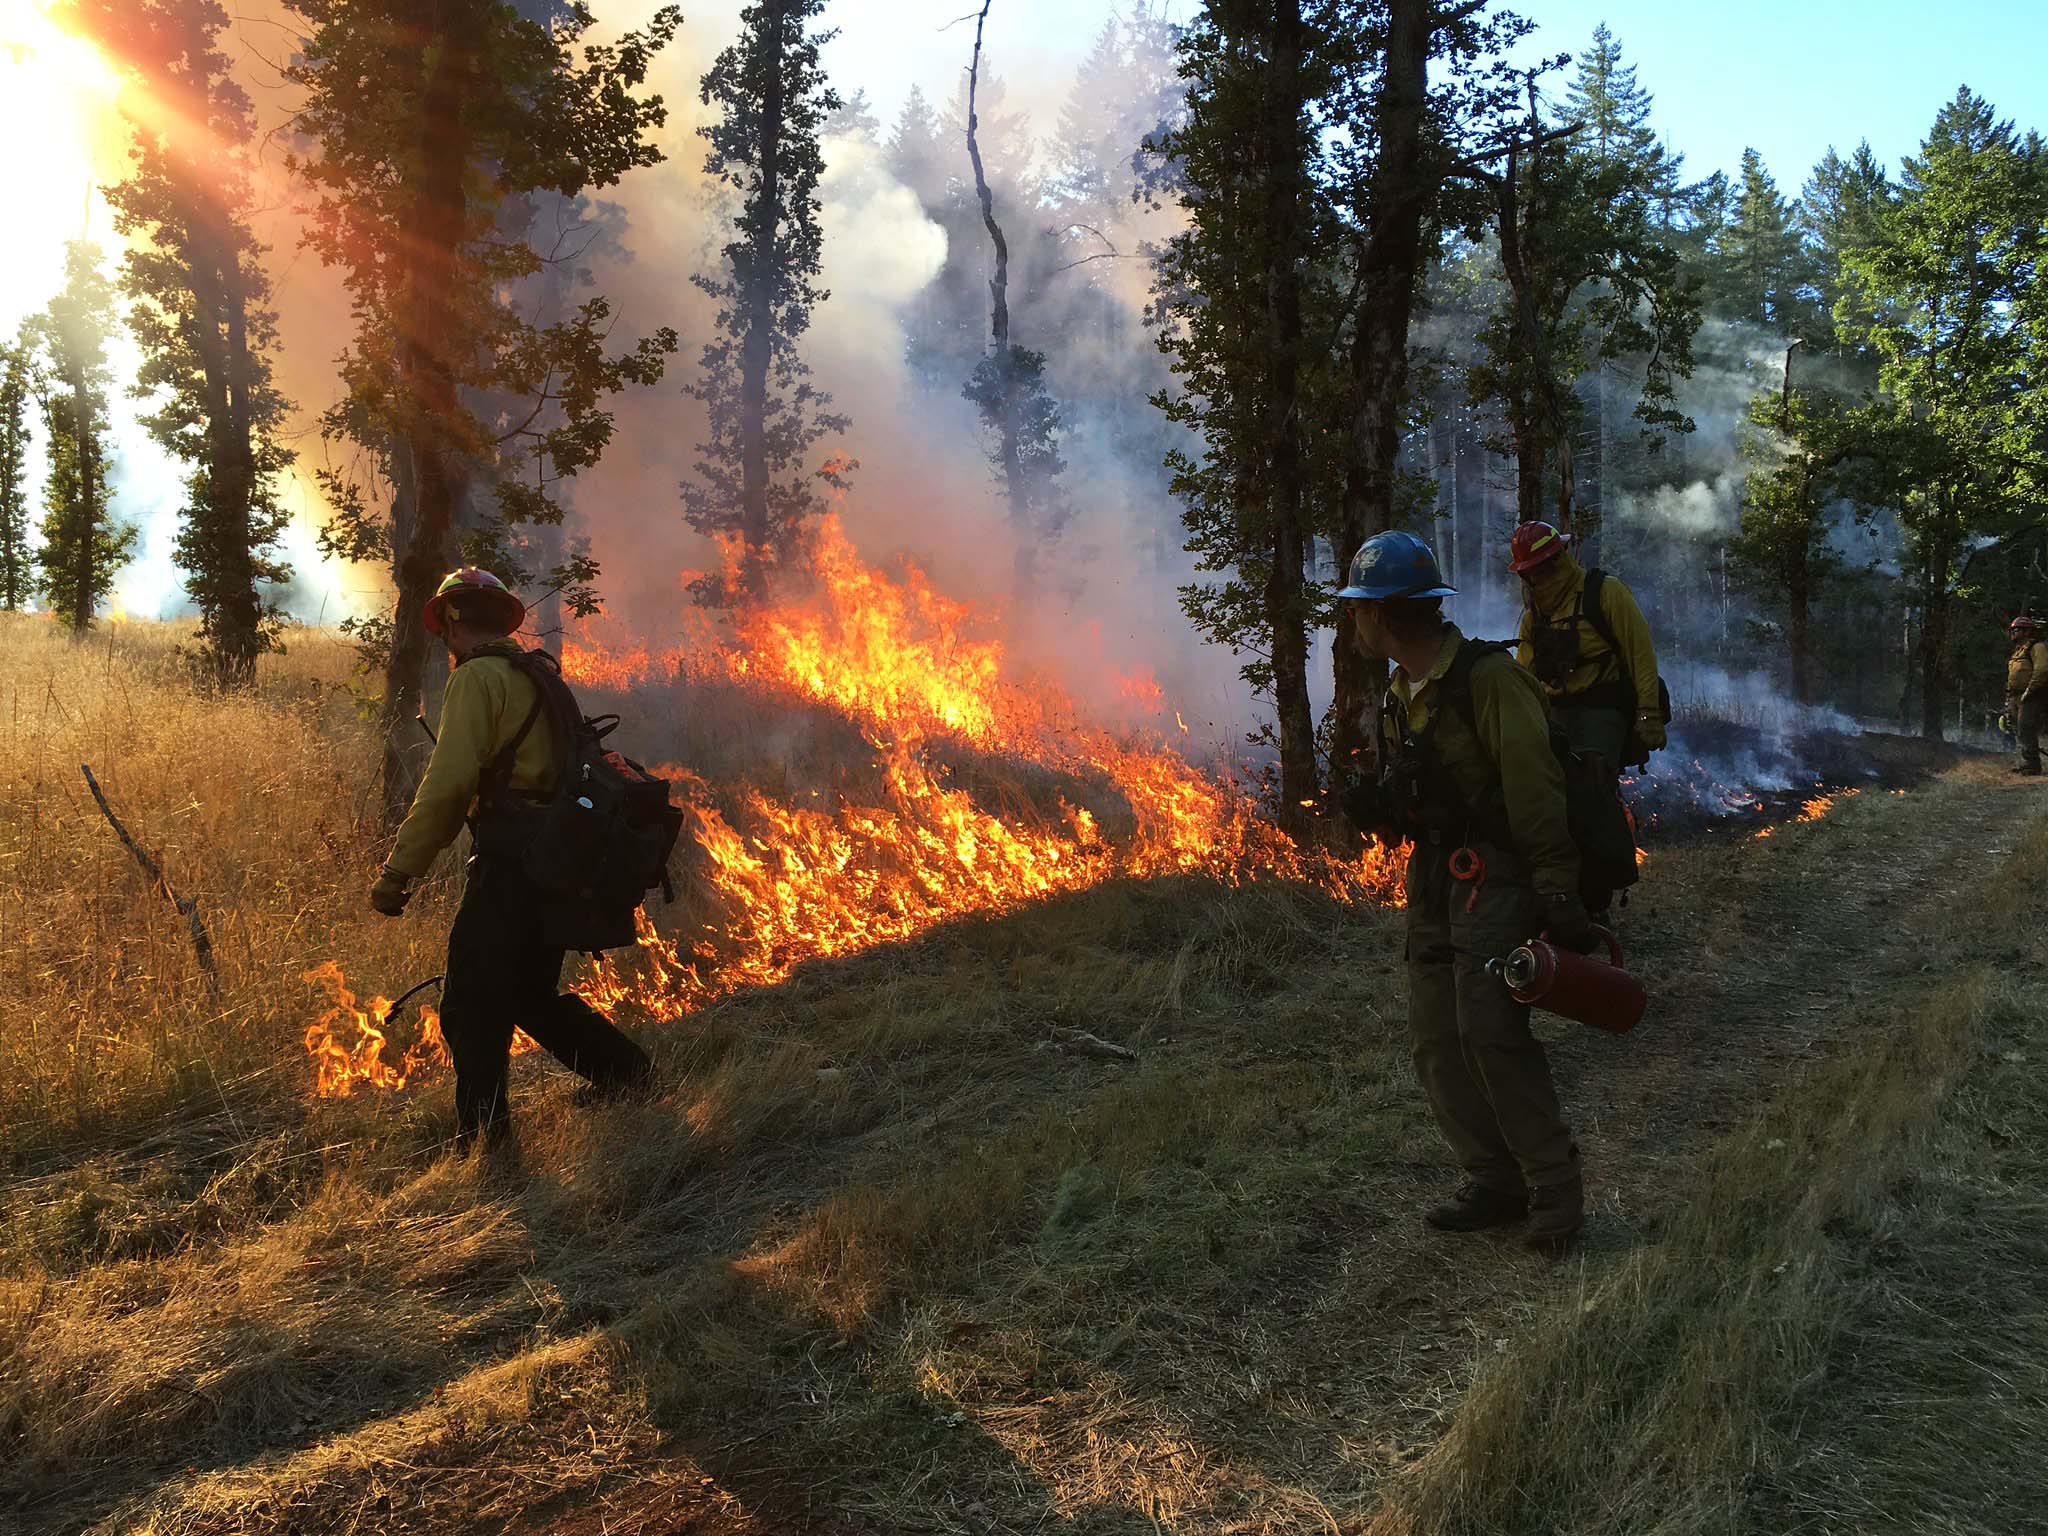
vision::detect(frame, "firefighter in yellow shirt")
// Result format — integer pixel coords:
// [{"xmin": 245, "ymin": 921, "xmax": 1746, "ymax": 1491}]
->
[
  {"xmin": 370, "ymin": 568, "xmax": 651, "ymax": 1143},
  {"xmin": 1341, "ymin": 531, "xmax": 1593, "ymax": 1251},
  {"xmin": 2005, "ymin": 616, "xmax": 2048, "ymax": 776},
  {"xmin": 1509, "ymin": 521, "xmax": 1663, "ymax": 774}
]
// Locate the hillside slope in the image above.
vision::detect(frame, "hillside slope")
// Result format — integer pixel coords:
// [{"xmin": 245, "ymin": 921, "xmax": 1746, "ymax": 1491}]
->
[{"xmin": 2, "ymin": 627, "xmax": 2040, "ymax": 1534}]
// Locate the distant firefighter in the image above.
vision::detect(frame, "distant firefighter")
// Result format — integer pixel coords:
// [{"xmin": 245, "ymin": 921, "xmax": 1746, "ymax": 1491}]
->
[
  {"xmin": 1509, "ymin": 521, "xmax": 1667, "ymax": 775},
  {"xmin": 371, "ymin": 568, "xmax": 657, "ymax": 1145},
  {"xmin": 2006, "ymin": 616, "xmax": 2048, "ymax": 777}
]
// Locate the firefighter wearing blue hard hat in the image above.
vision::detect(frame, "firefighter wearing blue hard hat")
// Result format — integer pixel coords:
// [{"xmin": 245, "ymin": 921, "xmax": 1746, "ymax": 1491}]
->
[{"xmin": 1340, "ymin": 530, "xmax": 1591, "ymax": 1250}]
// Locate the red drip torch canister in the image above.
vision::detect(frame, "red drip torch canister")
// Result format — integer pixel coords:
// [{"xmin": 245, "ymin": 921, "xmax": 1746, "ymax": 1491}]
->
[{"xmin": 1489, "ymin": 928, "xmax": 1646, "ymax": 1034}]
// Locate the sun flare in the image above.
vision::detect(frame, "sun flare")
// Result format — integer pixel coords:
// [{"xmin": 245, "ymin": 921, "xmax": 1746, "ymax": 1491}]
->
[{"xmin": 0, "ymin": 0, "xmax": 129, "ymax": 328}]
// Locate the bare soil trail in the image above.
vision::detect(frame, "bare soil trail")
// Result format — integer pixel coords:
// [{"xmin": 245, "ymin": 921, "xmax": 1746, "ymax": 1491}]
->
[{"xmin": 7, "ymin": 763, "xmax": 2039, "ymax": 1536}]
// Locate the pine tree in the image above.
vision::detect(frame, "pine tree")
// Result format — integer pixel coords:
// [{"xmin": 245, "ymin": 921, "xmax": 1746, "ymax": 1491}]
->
[
  {"xmin": 886, "ymin": 86, "xmax": 947, "ymax": 209},
  {"xmin": 1840, "ymin": 89, "xmax": 2048, "ymax": 738},
  {"xmin": 1048, "ymin": 19, "xmax": 1128, "ymax": 214},
  {"xmin": 1801, "ymin": 142, "xmax": 1892, "ymax": 355},
  {"xmin": 289, "ymin": 0, "xmax": 680, "ymax": 818},
  {"xmin": 682, "ymin": 0, "xmax": 849, "ymax": 605},
  {"xmin": 28, "ymin": 243, "xmax": 135, "ymax": 631},
  {"xmin": 824, "ymin": 86, "xmax": 879, "ymax": 144},
  {"xmin": 1563, "ymin": 22, "xmax": 1677, "ymax": 200},
  {"xmin": 1152, "ymin": 0, "xmax": 1347, "ymax": 827},
  {"xmin": 1718, "ymin": 147, "xmax": 1810, "ymax": 331},
  {"xmin": 73, "ymin": 0, "xmax": 296, "ymax": 684},
  {"xmin": 0, "ymin": 340, "xmax": 30, "ymax": 611}
]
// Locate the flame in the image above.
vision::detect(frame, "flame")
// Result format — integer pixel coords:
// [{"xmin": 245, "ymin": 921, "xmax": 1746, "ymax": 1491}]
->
[
  {"xmin": 303, "ymin": 961, "xmax": 536, "ymax": 1098},
  {"xmin": 311, "ymin": 512, "xmax": 1404, "ymax": 1092},
  {"xmin": 1753, "ymin": 788, "xmax": 1855, "ymax": 839},
  {"xmin": 568, "ymin": 515, "xmax": 1402, "ymax": 1024}
]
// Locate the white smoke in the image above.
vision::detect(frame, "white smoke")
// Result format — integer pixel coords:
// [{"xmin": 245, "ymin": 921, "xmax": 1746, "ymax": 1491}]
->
[{"xmin": 1614, "ymin": 472, "xmax": 1744, "ymax": 538}]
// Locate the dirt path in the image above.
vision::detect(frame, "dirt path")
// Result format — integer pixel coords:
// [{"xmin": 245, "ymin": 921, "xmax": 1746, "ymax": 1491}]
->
[{"xmin": 1570, "ymin": 764, "xmax": 2031, "ymax": 1237}]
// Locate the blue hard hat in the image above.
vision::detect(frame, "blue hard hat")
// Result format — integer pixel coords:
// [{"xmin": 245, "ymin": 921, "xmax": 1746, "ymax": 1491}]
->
[{"xmin": 1336, "ymin": 530, "xmax": 1457, "ymax": 601}]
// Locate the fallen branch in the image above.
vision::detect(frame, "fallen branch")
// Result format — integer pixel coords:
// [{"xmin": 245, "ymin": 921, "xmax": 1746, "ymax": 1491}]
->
[
  {"xmin": 1037, "ymin": 1028, "xmax": 1138, "ymax": 1062},
  {"xmin": 80, "ymin": 763, "xmax": 219, "ymax": 994}
]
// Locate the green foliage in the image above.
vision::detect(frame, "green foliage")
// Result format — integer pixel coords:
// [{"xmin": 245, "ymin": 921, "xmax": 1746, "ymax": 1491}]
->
[
  {"xmin": 288, "ymin": 0, "xmax": 680, "ymax": 611},
  {"xmin": 1800, "ymin": 142, "xmax": 1892, "ymax": 355},
  {"xmin": 1148, "ymin": 1, "xmax": 1346, "ymax": 699},
  {"xmin": 1837, "ymin": 89, "xmax": 2048, "ymax": 732},
  {"xmin": 0, "ymin": 341, "xmax": 30, "ymax": 612},
  {"xmin": 1715, "ymin": 148, "xmax": 1814, "ymax": 333},
  {"xmin": 72, "ymin": 0, "xmax": 296, "ymax": 684},
  {"xmin": 962, "ymin": 344, "xmax": 1069, "ymax": 538},
  {"xmin": 681, "ymin": 0, "xmax": 851, "ymax": 606},
  {"xmin": 26, "ymin": 243, "xmax": 135, "ymax": 631},
  {"xmin": 1462, "ymin": 36, "xmax": 1701, "ymax": 526}
]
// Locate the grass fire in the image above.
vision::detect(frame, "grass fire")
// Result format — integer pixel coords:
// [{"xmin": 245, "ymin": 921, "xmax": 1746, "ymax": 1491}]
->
[{"xmin": 4, "ymin": 1, "xmax": 2047, "ymax": 1534}]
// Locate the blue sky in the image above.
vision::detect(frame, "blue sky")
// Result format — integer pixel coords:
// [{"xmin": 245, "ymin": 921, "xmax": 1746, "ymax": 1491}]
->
[{"xmin": 825, "ymin": 0, "xmax": 2048, "ymax": 192}]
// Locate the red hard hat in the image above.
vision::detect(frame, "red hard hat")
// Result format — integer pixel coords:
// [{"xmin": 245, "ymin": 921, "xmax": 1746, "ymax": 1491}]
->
[
  {"xmin": 2012, "ymin": 616, "xmax": 2041, "ymax": 635},
  {"xmin": 1508, "ymin": 521, "xmax": 1570, "ymax": 574},
  {"xmin": 423, "ymin": 567, "xmax": 526, "ymax": 636}
]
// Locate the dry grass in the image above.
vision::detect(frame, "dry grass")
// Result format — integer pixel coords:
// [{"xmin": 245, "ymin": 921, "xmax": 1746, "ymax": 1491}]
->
[
  {"xmin": 2, "ymin": 613, "xmax": 2043, "ymax": 1536},
  {"xmin": 1372, "ymin": 796, "xmax": 2048, "ymax": 1536},
  {"xmin": 0, "ymin": 612, "xmax": 449, "ymax": 1161}
]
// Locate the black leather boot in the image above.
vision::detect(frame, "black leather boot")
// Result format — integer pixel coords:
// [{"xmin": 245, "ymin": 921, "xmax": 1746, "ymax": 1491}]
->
[{"xmin": 1425, "ymin": 1180, "xmax": 1528, "ymax": 1232}]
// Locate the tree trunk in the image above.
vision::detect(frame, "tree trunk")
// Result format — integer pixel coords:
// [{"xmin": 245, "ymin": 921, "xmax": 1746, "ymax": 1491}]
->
[
  {"xmin": 186, "ymin": 208, "xmax": 262, "ymax": 687},
  {"xmin": 218, "ymin": 279, "xmax": 262, "ymax": 685},
  {"xmin": 1262, "ymin": 0, "xmax": 1316, "ymax": 829},
  {"xmin": 1918, "ymin": 560, "xmax": 1946, "ymax": 742},
  {"xmin": 1786, "ymin": 552, "xmax": 1810, "ymax": 707},
  {"xmin": 381, "ymin": 0, "xmax": 475, "ymax": 823},
  {"xmin": 66, "ymin": 351, "xmax": 100, "ymax": 634},
  {"xmin": 738, "ymin": 0, "xmax": 786, "ymax": 601},
  {"xmin": 1493, "ymin": 141, "xmax": 1574, "ymax": 530},
  {"xmin": 1331, "ymin": 0, "xmax": 1434, "ymax": 778}
]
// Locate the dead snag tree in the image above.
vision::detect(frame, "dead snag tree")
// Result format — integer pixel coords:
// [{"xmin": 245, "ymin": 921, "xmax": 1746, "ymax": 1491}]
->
[
  {"xmin": 684, "ymin": 0, "xmax": 850, "ymax": 606},
  {"xmin": 27, "ymin": 242, "xmax": 134, "ymax": 632},
  {"xmin": 1153, "ymin": 0, "xmax": 1343, "ymax": 831},
  {"xmin": 291, "ymin": 0, "xmax": 679, "ymax": 820},
  {"xmin": 961, "ymin": 0, "xmax": 1069, "ymax": 575},
  {"xmin": 74, "ymin": 0, "xmax": 295, "ymax": 686}
]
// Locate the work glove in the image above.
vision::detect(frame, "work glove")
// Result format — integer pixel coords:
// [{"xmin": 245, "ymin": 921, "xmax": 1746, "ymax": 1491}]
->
[
  {"xmin": 1633, "ymin": 709, "xmax": 1667, "ymax": 753},
  {"xmin": 2000, "ymin": 712, "xmax": 2012, "ymax": 736},
  {"xmin": 369, "ymin": 868, "xmax": 412, "ymax": 918},
  {"xmin": 1540, "ymin": 891, "xmax": 1600, "ymax": 953}
]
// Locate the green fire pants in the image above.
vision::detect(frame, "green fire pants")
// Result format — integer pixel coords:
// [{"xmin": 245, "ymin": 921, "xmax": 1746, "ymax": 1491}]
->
[{"xmin": 1404, "ymin": 839, "xmax": 1578, "ymax": 1195}]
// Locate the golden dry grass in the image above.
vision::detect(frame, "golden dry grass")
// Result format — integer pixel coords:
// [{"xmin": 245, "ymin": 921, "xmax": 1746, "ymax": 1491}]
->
[
  {"xmin": 0, "ymin": 612, "xmax": 450, "ymax": 1159},
  {"xmin": 2, "ymin": 613, "xmax": 2043, "ymax": 1536}
]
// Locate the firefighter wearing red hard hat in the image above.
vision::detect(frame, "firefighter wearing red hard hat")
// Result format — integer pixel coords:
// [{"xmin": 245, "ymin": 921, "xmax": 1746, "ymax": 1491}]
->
[
  {"xmin": 1341, "ymin": 531, "xmax": 1591, "ymax": 1251},
  {"xmin": 2005, "ymin": 617, "xmax": 2048, "ymax": 776},
  {"xmin": 1510, "ymin": 522, "xmax": 1662, "ymax": 909},
  {"xmin": 371, "ymin": 567, "xmax": 651, "ymax": 1143}
]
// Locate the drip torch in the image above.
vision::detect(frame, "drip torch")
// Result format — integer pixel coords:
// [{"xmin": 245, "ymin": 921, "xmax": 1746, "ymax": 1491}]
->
[{"xmin": 1487, "ymin": 928, "xmax": 1645, "ymax": 1034}]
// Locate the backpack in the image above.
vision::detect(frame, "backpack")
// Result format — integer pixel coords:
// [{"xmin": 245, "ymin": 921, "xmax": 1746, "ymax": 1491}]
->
[
  {"xmin": 477, "ymin": 649, "xmax": 686, "ymax": 953},
  {"xmin": 1579, "ymin": 568, "xmax": 1672, "ymax": 769},
  {"xmin": 1426, "ymin": 640, "xmax": 1639, "ymax": 910}
]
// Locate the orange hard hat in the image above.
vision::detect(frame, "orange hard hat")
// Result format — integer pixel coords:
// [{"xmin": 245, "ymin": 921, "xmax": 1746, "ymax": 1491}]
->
[
  {"xmin": 1508, "ymin": 521, "xmax": 1570, "ymax": 574},
  {"xmin": 423, "ymin": 567, "xmax": 525, "ymax": 637}
]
